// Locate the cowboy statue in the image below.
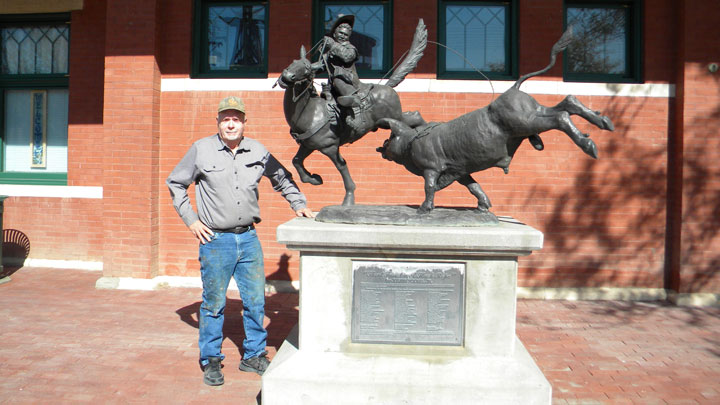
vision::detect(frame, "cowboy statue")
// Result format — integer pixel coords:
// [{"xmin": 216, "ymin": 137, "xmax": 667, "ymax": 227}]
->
[{"xmin": 311, "ymin": 15, "xmax": 363, "ymax": 129}]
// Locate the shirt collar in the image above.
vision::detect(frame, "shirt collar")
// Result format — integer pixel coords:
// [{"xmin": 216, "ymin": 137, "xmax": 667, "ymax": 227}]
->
[{"xmin": 214, "ymin": 133, "xmax": 251, "ymax": 153}]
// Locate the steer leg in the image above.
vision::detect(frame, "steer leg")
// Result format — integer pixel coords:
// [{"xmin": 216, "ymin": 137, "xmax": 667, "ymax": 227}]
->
[
  {"xmin": 418, "ymin": 170, "xmax": 440, "ymax": 214},
  {"xmin": 458, "ymin": 175, "xmax": 492, "ymax": 211},
  {"xmin": 530, "ymin": 109, "xmax": 599, "ymax": 159},
  {"xmin": 552, "ymin": 95, "xmax": 614, "ymax": 131}
]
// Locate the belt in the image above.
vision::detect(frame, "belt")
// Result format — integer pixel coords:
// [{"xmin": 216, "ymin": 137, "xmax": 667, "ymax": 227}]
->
[{"xmin": 212, "ymin": 224, "xmax": 254, "ymax": 234}]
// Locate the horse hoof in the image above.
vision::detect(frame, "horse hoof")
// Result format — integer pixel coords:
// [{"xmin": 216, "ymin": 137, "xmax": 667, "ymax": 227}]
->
[
  {"xmin": 307, "ymin": 174, "xmax": 323, "ymax": 185},
  {"xmin": 601, "ymin": 116, "xmax": 615, "ymax": 131},
  {"xmin": 342, "ymin": 195, "xmax": 355, "ymax": 206},
  {"xmin": 582, "ymin": 139, "xmax": 599, "ymax": 159},
  {"xmin": 417, "ymin": 205, "xmax": 433, "ymax": 214}
]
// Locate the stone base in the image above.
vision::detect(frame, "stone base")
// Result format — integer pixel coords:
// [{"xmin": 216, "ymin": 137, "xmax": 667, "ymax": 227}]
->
[
  {"xmin": 263, "ymin": 217, "xmax": 550, "ymax": 404},
  {"xmin": 264, "ymin": 326, "xmax": 550, "ymax": 404}
]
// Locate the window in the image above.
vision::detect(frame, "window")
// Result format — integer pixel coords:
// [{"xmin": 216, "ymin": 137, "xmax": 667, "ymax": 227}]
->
[
  {"xmin": 438, "ymin": 1, "xmax": 517, "ymax": 80},
  {"xmin": 192, "ymin": 0, "xmax": 269, "ymax": 78},
  {"xmin": 312, "ymin": 0, "xmax": 392, "ymax": 77},
  {"xmin": 563, "ymin": 0, "xmax": 642, "ymax": 83},
  {"xmin": 0, "ymin": 14, "xmax": 69, "ymax": 185}
]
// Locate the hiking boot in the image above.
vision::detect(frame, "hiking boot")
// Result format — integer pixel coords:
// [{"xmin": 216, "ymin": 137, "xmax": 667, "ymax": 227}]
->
[
  {"xmin": 238, "ymin": 352, "xmax": 270, "ymax": 376},
  {"xmin": 203, "ymin": 357, "xmax": 224, "ymax": 386}
]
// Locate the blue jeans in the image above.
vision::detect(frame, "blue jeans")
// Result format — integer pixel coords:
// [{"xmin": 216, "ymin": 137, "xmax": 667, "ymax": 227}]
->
[{"xmin": 198, "ymin": 229, "xmax": 267, "ymax": 366}]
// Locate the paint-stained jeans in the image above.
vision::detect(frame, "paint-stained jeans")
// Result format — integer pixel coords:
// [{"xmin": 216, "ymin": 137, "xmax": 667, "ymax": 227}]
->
[{"xmin": 198, "ymin": 230, "xmax": 267, "ymax": 366}]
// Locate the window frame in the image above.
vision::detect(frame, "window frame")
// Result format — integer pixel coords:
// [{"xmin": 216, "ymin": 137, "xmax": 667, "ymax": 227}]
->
[
  {"xmin": 311, "ymin": 0, "xmax": 393, "ymax": 79},
  {"xmin": 0, "ymin": 13, "xmax": 70, "ymax": 186},
  {"xmin": 191, "ymin": 0, "xmax": 270, "ymax": 78},
  {"xmin": 562, "ymin": 0, "xmax": 643, "ymax": 83},
  {"xmin": 437, "ymin": 0, "xmax": 518, "ymax": 81}
]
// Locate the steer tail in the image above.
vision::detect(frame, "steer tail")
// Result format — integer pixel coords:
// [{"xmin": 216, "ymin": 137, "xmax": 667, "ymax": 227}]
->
[
  {"xmin": 513, "ymin": 26, "xmax": 574, "ymax": 90},
  {"xmin": 385, "ymin": 19, "xmax": 428, "ymax": 88}
]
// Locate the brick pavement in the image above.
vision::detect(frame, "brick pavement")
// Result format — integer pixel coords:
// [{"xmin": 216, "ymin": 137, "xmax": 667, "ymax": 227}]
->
[{"xmin": 1, "ymin": 267, "xmax": 719, "ymax": 404}]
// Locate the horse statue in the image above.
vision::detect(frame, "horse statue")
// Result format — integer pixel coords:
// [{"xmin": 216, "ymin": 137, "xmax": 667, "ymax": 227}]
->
[
  {"xmin": 276, "ymin": 19, "xmax": 428, "ymax": 206},
  {"xmin": 376, "ymin": 27, "xmax": 615, "ymax": 214}
]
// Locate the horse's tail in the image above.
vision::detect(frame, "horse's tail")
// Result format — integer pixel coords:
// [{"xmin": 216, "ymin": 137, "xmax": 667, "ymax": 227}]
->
[
  {"xmin": 513, "ymin": 26, "xmax": 574, "ymax": 90},
  {"xmin": 385, "ymin": 19, "xmax": 427, "ymax": 88}
]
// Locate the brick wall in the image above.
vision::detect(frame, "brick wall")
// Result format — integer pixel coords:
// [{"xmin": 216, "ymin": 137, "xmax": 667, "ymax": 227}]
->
[
  {"xmin": 102, "ymin": 0, "xmax": 162, "ymax": 278},
  {"xmin": 672, "ymin": 1, "xmax": 720, "ymax": 293}
]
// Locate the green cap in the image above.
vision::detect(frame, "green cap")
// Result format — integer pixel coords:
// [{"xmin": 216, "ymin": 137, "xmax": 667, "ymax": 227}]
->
[{"xmin": 218, "ymin": 96, "xmax": 246, "ymax": 113}]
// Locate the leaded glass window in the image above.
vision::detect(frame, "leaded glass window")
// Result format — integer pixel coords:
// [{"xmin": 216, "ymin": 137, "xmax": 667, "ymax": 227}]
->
[
  {"xmin": 564, "ymin": 1, "xmax": 642, "ymax": 82},
  {"xmin": 1, "ymin": 24, "xmax": 69, "ymax": 75},
  {"xmin": 438, "ymin": 1, "xmax": 517, "ymax": 80},
  {"xmin": 193, "ymin": 1, "xmax": 269, "ymax": 77},
  {"xmin": 313, "ymin": 1, "xmax": 392, "ymax": 77}
]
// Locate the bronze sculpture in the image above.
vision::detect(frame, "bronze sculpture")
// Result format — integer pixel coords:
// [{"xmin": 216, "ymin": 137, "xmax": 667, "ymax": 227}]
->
[
  {"xmin": 276, "ymin": 18, "xmax": 428, "ymax": 206},
  {"xmin": 376, "ymin": 27, "xmax": 614, "ymax": 214}
]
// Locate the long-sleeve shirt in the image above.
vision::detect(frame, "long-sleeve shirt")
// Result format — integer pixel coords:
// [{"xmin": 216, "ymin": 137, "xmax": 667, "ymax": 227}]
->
[{"xmin": 166, "ymin": 134, "xmax": 307, "ymax": 230}]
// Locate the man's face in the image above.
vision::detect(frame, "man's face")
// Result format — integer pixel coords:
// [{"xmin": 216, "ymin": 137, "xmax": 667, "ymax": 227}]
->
[
  {"xmin": 334, "ymin": 26, "xmax": 351, "ymax": 42},
  {"xmin": 217, "ymin": 109, "xmax": 246, "ymax": 145}
]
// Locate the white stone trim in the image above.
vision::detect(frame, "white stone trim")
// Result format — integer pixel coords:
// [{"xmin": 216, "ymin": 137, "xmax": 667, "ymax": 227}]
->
[
  {"xmin": 161, "ymin": 77, "xmax": 674, "ymax": 98},
  {"xmin": 24, "ymin": 258, "xmax": 103, "ymax": 270},
  {"xmin": 0, "ymin": 185, "xmax": 102, "ymax": 199},
  {"xmin": 94, "ymin": 275, "xmax": 299, "ymax": 293},
  {"xmin": 668, "ymin": 291, "xmax": 720, "ymax": 307},
  {"xmin": 517, "ymin": 287, "xmax": 668, "ymax": 302}
]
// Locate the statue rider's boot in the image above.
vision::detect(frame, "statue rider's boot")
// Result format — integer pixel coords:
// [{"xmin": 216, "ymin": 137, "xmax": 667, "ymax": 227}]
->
[
  {"xmin": 337, "ymin": 95, "xmax": 360, "ymax": 108},
  {"xmin": 345, "ymin": 106, "xmax": 365, "ymax": 133}
]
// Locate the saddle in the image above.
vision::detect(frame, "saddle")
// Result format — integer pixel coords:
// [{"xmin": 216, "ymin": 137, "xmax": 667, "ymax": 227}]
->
[{"xmin": 290, "ymin": 84, "xmax": 375, "ymax": 143}]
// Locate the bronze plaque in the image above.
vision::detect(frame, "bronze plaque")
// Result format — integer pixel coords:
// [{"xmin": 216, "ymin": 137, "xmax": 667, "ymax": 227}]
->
[{"xmin": 351, "ymin": 261, "xmax": 464, "ymax": 345}]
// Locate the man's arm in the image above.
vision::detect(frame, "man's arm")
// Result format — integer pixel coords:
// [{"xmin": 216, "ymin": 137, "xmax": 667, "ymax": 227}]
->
[
  {"xmin": 166, "ymin": 145, "xmax": 216, "ymax": 242},
  {"xmin": 264, "ymin": 153, "xmax": 315, "ymax": 218}
]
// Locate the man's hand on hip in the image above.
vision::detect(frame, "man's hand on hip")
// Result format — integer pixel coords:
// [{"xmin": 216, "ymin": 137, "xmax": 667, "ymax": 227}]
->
[{"xmin": 189, "ymin": 220, "xmax": 214, "ymax": 244}]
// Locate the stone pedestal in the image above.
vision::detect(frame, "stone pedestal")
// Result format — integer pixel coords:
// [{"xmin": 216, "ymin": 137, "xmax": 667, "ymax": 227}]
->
[{"xmin": 262, "ymin": 216, "xmax": 550, "ymax": 404}]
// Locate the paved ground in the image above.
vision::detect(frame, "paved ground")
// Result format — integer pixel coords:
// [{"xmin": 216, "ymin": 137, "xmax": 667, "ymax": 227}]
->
[{"xmin": 1, "ymin": 267, "xmax": 718, "ymax": 404}]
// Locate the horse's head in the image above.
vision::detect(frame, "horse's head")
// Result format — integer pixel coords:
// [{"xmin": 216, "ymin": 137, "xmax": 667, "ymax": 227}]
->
[{"xmin": 278, "ymin": 46, "xmax": 314, "ymax": 90}]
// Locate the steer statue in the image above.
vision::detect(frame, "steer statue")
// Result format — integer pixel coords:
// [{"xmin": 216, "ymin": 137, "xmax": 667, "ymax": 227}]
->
[{"xmin": 376, "ymin": 27, "xmax": 614, "ymax": 214}]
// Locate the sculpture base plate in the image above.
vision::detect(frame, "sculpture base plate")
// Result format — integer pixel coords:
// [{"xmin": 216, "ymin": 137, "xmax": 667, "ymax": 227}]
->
[
  {"xmin": 263, "ymin": 326, "xmax": 551, "ymax": 404},
  {"xmin": 316, "ymin": 204, "xmax": 498, "ymax": 226}
]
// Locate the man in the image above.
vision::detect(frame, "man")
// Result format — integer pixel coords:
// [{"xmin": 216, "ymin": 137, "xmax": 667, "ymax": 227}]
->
[
  {"xmin": 313, "ymin": 15, "xmax": 361, "ymax": 108},
  {"xmin": 166, "ymin": 96, "xmax": 314, "ymax": 386}
]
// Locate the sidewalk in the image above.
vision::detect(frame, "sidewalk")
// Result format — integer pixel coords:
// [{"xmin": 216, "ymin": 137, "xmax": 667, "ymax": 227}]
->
[{"xmin": 1, "ymin": 267, "xmax": 718, "ymax": 404}]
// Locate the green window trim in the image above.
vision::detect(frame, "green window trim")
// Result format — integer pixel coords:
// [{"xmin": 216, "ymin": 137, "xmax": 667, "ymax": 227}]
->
[
  {"xmin": 437, "ymin": 0, "xmax": 518, "ymax": 81},
  {"xmin": 191, "ymin": 0, "xmax": 270, "ymax": 78},
  {"xmin": 0, "ymin": 172, "xmax": 67, "ymax": 185},
  {"xmin": 1, "ymin": 13, "xmax": 70, "ymax": 186},
  {"xmin": 562, "ymin": 0, "xmax": 643, "ymax": 83},
  {"xmin": 312, "ymin": 0, "xmax": 393, "ymax": 79}
]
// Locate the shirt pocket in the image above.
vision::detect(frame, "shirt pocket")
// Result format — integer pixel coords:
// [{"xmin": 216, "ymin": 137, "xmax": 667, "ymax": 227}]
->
[{"xmin": 201, "ymin": 164, "xmax": 227, "ymax": 187}]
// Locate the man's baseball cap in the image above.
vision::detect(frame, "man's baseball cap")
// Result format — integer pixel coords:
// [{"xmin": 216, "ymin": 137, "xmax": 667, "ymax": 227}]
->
[{"xmin": 218, "ymin": 96, "xmax": 245, "ymax": 113}]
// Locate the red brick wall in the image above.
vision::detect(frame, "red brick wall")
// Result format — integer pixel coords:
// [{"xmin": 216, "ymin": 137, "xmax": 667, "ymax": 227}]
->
[
  {"xmin": 673, "ymin": 1, "xmax": 720, "ymax": 293},
  {"xmin": 102, "ymin": 0, "xmax": 162, "ymax": 278}
]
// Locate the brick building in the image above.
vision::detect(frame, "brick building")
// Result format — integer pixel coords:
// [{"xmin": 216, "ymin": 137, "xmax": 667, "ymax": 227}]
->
[{"xmin": 1, "ymin": 0, "xmax": 718, "ymax": 304}]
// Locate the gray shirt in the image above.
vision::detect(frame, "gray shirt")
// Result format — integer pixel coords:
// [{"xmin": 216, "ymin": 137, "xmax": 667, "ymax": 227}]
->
[{"xmin": 166, "ymin": 134, "xmax": 307, "ymax": 230}]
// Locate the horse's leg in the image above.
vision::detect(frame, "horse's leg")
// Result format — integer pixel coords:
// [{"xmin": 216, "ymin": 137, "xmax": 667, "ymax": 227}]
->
[
  {"xmin": 457, "ymin": 174, "xmax": 492, "ymax": 211},
  {"xmin": 551, "ymin": 95, "xmax": 614, "ymax": 131},
  {"xmin": 320, "ymin": 144, "xmax": 356, "ymax": 206},
  {"xmin": 530, "ymin": 108, "xmax": 599, "ymax": 159},
  {"xmin": 292, "ymin": 143, "xmax": 323, "ymax": 185}
]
